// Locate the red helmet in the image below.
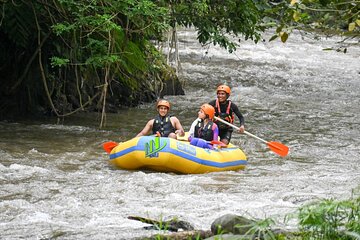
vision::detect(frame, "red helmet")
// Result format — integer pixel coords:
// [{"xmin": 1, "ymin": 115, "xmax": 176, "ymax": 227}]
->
[
  {"xmin": 216, "ymin": 84, "xmax": 231, "ymax": 95},
  {"xmin": 200, "ymin": 103, "xmax": 215, "ymax": 120},
  {"xmin": 156, "ymin": 99, "xmax": 170, "ymax": 110}
]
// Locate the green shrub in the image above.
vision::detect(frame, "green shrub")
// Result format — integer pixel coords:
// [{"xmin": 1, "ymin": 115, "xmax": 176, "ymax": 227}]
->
[{"xmin": 297, "ymin": 195, "xmax": 360, "ymax": 239}]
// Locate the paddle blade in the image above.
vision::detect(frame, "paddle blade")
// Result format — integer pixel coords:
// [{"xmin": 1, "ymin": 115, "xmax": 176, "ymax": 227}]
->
[
  {"xmin": 267, "ymin": 141, "xmax": 289, "ymax": 157},
  {"xmin": 210, "ymin": 140, "xmax": 227, "ymax": 148},
  {"xmin": 103, "ymin": 141, "xmax": 118, "ymax": 154}
]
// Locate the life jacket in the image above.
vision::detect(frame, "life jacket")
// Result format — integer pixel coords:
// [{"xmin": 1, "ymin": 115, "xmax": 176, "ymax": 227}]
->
[
  {"xmin": 194, "ymin": 120, "xmax": 215, "ymax": 141},
  {"xmin": 214, "ymin": 99, "xmax": 234, "ymax": 129},
  {"xmin": 152, "ymin": 115, "xmax": 175, "ymax": 137}
]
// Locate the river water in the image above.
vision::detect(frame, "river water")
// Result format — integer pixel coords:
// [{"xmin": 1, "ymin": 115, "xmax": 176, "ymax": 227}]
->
[{"xmin": 1, "ymin": 30, "xmax": 359, "ymax": 239}]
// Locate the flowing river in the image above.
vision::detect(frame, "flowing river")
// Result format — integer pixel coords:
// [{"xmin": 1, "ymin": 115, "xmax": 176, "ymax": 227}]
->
[{"xmin": 1, "ymin": 30, "xmax": 359, "ymax": 239}]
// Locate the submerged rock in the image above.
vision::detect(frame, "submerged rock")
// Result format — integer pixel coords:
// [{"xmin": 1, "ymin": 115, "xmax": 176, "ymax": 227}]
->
[{"xmin": 128, "ymin": 215, "xmax": 194, "ymax": 232}]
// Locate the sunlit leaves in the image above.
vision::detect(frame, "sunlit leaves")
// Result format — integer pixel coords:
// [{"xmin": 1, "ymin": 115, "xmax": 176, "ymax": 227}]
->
[
  {"xmin": 293, "ymin": 11, "xmax": 301, "ymax": 22},
  {"xmin": 52, "ymin": 22, "xmax": 74, "ymax": 35},
  {"xmin": 85, "ymin": 55, "xmax": 120, "ymax": 67},
  {"xmin": 290, "ymin": 0, "xmax": 298, "ymax": 6},
  {"xmin": 280, "ymin": 31, "xmax": 289, "ymax": 42},
  {"xmin": 268, "ymin": 25, "xmax": 290, "ymax": 43},
  {"xmin": 349, "ymin": 22, "xmax": 356, "ymax": 31},
  {"xmin": 96, "ymin": 14, "xmax": 121, "ymax": 32},
  {"xmin": 51, "ymin": 57, "xmax": 70, "ymax": 67},
  {"xmin": 263, "ymin": 0, "xmax": 360, "ymax": 43},
  {"xmin": 297, "ymin": 196, "xmax": 360, "ymax": 239},
  {"xmin": 349, "ymin": 19, "xmax": 360, "ymax": 31}
]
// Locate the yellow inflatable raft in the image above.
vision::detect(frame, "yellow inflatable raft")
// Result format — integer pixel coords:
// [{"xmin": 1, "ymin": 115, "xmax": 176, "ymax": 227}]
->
[{"xmin": 106, "ymin": 135, "xmax": 247, "ymax": 174}]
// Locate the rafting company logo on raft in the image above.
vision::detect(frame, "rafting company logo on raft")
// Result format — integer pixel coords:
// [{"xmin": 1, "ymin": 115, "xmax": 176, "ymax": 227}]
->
[
  {"xmin": 145, "ymin": 137, "xmax": 167, "ymax": 158},
  {"xmin": 176, "ymin": 142, "xmax": 196, "ymax": 155}
]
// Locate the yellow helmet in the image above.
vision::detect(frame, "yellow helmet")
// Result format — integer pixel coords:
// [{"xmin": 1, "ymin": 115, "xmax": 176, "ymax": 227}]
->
[
  {"xmin": 216, "ymin": 84, "xmax": 231, "ymax": 95},
  {"xmin": 156, "ymin": 99, "xmax": 170, "ymax": 110},
  {"xmin": 200, "ymin": 103, "xmax": 215, "ymax": 120}
]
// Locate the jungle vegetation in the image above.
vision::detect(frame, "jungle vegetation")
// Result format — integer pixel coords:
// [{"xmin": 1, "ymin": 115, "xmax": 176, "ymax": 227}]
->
[
  {"xmin": 150, "ymin": 190, "xmax": 360, "ymax": 239},
  {"xmin": 0, "ymin": 0, "xmax": 358, "ymax": 127}
]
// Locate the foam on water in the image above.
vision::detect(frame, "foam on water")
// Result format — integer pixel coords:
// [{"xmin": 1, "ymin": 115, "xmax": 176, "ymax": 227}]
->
[{"xmin": 1, "ymin": 29, "xmax": 360, "ymax": 239}]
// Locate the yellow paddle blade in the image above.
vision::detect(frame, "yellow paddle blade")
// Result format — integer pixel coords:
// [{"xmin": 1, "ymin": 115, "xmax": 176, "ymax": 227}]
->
[
  {"xmin": 103, "ymin": 141, "xmax": 118, "ymax": 154},
  {"xmin": 267, "ymin": 141, "xmax": 289, "ymax": 157}
]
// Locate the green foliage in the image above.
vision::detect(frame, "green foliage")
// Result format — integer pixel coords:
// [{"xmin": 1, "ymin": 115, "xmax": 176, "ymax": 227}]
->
[
  {"xmin": 243, "ymin": 217, "xmax": 277, "ymax": 240},
  {"xmin": 122, "ymin": 41, "xmax": 148, "ymax": 73},
  {"xmin": 0, "ymin": 0, "xmax": 178, "ymax": 117},
  {"xmin": 158, "ymin": 0, "xmax": 264, "ymax": 52},
  {"xmin": 46, "ymin": 0, "xmax": 171, "ymax": 95},
  {"xmin": 2, "ymin": 0, "xmax": 358, "ymax": 119},
  {"xmin": 52, "ymin": 22, "xmax": 75, "ymax": 35},
  {"xmin": 51, "ymin": 57, "xmax": 70, "ymax": 67},
  {"xmin": 241, "ymin": 191, "xmax": 360, "ymax": 240},
  {"xmin": 262, "ymin": 0, "xmax": 360, "ymax": 43},
  {"xmin": 297, "ymin": 196, "xmax": 360, "ymax": 239}
]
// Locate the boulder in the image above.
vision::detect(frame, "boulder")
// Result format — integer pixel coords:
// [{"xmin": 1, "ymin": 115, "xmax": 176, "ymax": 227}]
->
[{"xmin": 211, "ymin": 214, "xmax": 256, "ymax": 235}]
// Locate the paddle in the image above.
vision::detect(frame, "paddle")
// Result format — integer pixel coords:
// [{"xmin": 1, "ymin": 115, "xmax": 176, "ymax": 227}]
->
[
  {"xmin": 103, "ymin": 132, "xmax": 162, "ymax": 154},
  {"xmin": 103, "ymin": 141, "xmax": 118, "ymax": 154},
  {"xmin": 209, "ymin": 140, "xmax": 227, "ymax": 148},
  {"xmin": 214, "ymin": 116, "xmax": 289, "ymax": 157}
]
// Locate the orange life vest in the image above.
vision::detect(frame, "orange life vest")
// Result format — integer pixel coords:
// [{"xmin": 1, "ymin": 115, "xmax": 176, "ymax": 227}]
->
[{"xmin": 215, "ymin": 99, "xmax": 234, "ymax": 129}]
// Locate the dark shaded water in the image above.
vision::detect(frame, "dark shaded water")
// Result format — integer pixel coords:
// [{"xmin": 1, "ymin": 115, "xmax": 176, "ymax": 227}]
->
[{"xmin": 1, "ymin": 30, "xmax": 359, "ymax": 239}]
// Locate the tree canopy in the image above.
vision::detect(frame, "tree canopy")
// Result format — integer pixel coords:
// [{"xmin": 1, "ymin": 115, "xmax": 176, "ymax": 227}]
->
[
  {"xmin": 263, "ymin": 0, "xmax": 359, "ymax": 45},
  {"xmin": 0, "ymin": 0, "xmax": 358, "ymax": 124}
]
